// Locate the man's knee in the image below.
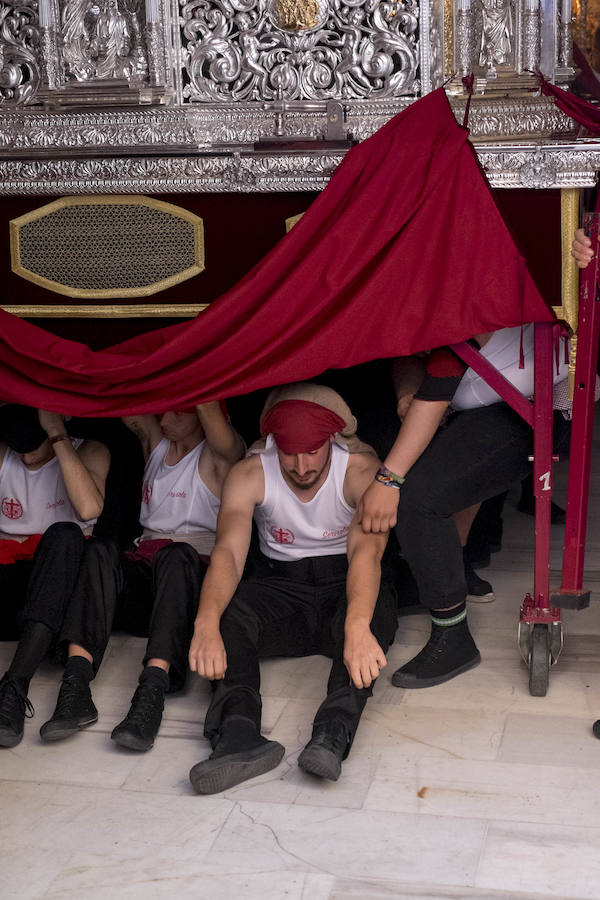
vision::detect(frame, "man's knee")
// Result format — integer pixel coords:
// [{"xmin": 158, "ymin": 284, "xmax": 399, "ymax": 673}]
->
[{"xmin": 38, "ymin": 521, "xmax": 85, "ymax": 551}]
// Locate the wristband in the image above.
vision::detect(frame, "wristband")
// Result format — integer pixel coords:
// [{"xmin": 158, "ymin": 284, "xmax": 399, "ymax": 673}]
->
[
  {"xmin": 48, "ymin": 433, "xmax": 69, "ymax": 446},
  {"xmin": 374, "ymin": 465, "xmax": 405, "ymax": 488}
]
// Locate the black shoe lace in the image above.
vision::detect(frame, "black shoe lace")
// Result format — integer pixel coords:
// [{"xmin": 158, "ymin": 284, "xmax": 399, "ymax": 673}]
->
[
  {"xmin": 125, "ymin": 682, "xmax": 163, "ymax": 727},
  {"xmin": 54, "ymin": 674, "xmax": 87, "ymax": 717},
  {"xmin": 313, "ymin": 722, "xmax": 349, "ymax": 757},
  {"xmin": 0, "ymin": 676, "xmax": 34, "ymax": 722}
]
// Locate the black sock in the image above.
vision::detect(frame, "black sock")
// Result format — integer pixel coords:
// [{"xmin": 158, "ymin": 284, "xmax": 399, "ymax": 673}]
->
[
  {"xmin": 140, "ymin": 666, "xmax": 169, "ymax": 691},
  {"xmin": 64, "ymin": 655, "xmax": 94, "ymax": 682},
  {"xmin": 431, "ymin": 602, "xmax": 467, "ymax": 628},
  {"xmin": 8, "ymin": 621, "xmax": 54, "ymax": 686}
]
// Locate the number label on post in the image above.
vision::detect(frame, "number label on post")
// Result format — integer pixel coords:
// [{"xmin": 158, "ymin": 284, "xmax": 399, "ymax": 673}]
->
[{"xmin": 539, "ymin": 471, "xmax": 551, "ymax": 492}]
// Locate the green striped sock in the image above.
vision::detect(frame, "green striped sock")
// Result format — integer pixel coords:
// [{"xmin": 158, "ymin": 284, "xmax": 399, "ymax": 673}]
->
[{"xmin": 431, "ymin": 608, "xmax": 467, "ymax": 628}]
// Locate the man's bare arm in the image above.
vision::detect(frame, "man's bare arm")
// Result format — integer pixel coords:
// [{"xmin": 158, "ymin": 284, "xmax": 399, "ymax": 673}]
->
[
  {"xmin": 196, "ymin": 401, "xmax": 244, "ymax": 489},
  {"xmin": 344, "ymin": 519, "xmax": 389, "ymax": 689},
  {"xmin": 189, "ymin": 457, "xmax": 263, "ymax": 680},
  {"xmin": 121, "ymin": 415, "xmax": 162, "ymax": 460},
  {"xmin": 38, "ymin": 411, "xmax": 110, "ymax": 521},
  {"xmin": 357, "ymin": 397, "xmax": 449, "ymax": 533}
]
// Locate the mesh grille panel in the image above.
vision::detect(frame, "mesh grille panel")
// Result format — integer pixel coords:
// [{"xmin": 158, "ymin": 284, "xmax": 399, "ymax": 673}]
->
[{"xmin": 11, "ymin": 197, "xmax": 204, "ymax": 299}]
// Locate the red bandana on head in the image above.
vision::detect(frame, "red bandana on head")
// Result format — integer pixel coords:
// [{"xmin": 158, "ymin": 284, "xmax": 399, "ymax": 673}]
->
[{"xmin": 260, "ymin": 399, "xmax": 346, "ymax": 454}]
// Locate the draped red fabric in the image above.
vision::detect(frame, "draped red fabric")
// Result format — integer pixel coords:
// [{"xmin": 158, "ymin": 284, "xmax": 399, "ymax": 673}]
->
[
  {"xmin": 0, "ymin": 88, "xmax": 555, "ymax": 416},
  {"xmin": 537, "ymin": 68, "xmax": 600, "ymax": 133}
]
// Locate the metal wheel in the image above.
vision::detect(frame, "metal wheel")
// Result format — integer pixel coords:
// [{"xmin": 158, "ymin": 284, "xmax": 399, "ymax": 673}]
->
[{"xmin": 529, "ymin": 623, "xmax": 551, "ymax": 697}]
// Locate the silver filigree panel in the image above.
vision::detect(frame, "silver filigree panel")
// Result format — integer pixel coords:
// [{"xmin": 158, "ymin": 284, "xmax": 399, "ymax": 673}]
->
[
  {"xmin": 180, "ymin": 0, "xmax": 420, "ymax": 102},
  {"xmin": 0, "ymin": 0, "xmax": 41, "ymax": 105}
]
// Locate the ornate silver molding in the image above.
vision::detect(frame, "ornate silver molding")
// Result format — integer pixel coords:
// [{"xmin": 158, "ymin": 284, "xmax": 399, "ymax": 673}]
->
[
  {"xmin": 0, "ymin": 150, "xmax": 345, "ymax": 192},
  {"xmin": 0, "ymin": 92, "xmax": 579, "ymax": 154},
  {"xmin": 0, "ymin": 138, "xmax": 599, "ymax": 193},
  {"xmin": 477, "ymin": 142, "xmax": 600, "ymax": 187}
]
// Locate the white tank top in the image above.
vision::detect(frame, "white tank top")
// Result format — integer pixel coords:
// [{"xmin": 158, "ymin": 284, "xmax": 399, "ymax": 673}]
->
[
  {"xmin": 452, "ymin": 325, "xmax": 569, "ymax": 410},
  {"xmin": 254, "ymin": 437, "xmax": 354, "ymax": 561},
  {"xmin": 139, "ymin": 438, "xmax": 220, "ymax": 544},
  {"xmin": 0, "ymin": 440, "xmax": 96, "ymax": 537}
]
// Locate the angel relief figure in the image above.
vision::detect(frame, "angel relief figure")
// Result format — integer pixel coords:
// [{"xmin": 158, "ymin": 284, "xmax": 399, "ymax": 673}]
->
[{"xmin": 479, "ymin": 0, "xmax": 513, "ymax": 70}]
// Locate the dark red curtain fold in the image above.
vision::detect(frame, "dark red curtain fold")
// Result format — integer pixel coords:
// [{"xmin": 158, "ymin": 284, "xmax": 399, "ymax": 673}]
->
[
  {"xmin": 0, "ymin": 88, "xmax": 554, "ymax": 416},
  {"xmin": 537, "ymin": 64, "xmax": 600, "ymax": 133}
]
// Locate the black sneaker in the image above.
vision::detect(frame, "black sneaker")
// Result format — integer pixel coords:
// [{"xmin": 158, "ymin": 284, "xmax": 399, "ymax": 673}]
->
[
  {"xmin": 464, "ymin": 556, "xmax": 495, "ymax": 604},
  {"xmin": 0, "ymin": 674, "xmax": 34, "ymax": 748},
  {"xmin": 40, "ymin": 674, "xmax": 98, "ymax": 742},
  {"xmin": 189, "ymin": 738, "xmax": 285, "ymax": 794},
  {"xmin": 298, "ymin": 721, "xmax": 349, "ymax": 781},
  {"xmin": 111, "ymin": 680, "xmax": 165, "ymax": 752},
  {"xmin": 392, "ymin": 622, "xmax": 481, "ymax": 688}
]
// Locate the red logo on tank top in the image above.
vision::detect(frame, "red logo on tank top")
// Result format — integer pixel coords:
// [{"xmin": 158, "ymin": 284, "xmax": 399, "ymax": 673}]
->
[
  {"xmin": 142, "ymin": 481, "xmax": 152, "ymax": 504},
  {"xmin": 270, "ymin": 526, "xmax": 295, "ymax": 544},
  {"xmin": 1, "ymin": 497, "xmax": 23, "ymax": 519}
]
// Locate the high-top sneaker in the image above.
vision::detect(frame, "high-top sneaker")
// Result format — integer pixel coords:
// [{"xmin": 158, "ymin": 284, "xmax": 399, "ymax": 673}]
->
[
  {"xmin": 298, "ymin": 720, "xmax": 349, "ymax": 781},
  {"xmin": 392, "ymin": 617, "xmax": 480, "ymax": 688},
  {"xmin": 464, "ymin": 552, "xmax": 495, "ymax": 604},
  {"xmin": 111, "ymin": 674, "xmax": 167, "ymax": 752},
  {"xmin": 40, "ymin": 673, "xmax": 97, "ymax": 742},
  {"xmin": 0, "ymin": 673, "xmax": 34, "ymax": 748},
  {"xmin": 189, "ymin": 716, "xmax": 285, "ymax": 794}
]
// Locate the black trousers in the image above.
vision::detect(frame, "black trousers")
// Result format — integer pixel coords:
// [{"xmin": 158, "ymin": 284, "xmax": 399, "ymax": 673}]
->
[
  {"xmin": 61, "ymin": 540, "xmax": 207, "ymax": 691},
  {"xmin": 0, "ymin": 522, "xmax": 86, "ymax": 642},
  {"xmin": 394, "ymin": 404, "xmax": 570, "ymax": 611},
  {"xmin": 203, "ymin": 553, "xmax": 398, "ymax": 755}
]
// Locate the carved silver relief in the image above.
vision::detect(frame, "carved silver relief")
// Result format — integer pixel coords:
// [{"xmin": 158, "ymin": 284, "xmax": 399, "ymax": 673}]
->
[
  {"xmin": 0, "ymin": 0, "xmax": 41, "ymax": 105},
  {"xmin": 61, "ymin": 0, "xmax": 147, "ymax": 81},
  {"xmin": 180, "ymin": 0, "xmax": 420, "ymax": 102},
  {"xmin": 479, "ymin": 0, "xmax": 513, "ymax": 72}
]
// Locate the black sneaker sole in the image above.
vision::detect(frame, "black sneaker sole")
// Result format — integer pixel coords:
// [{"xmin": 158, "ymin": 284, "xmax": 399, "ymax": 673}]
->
[
  {"xmin": 39, "ymin": 713, "xmax": 98, "ymax": 742},
  {"xmin": 467, "ymin": 591, "xmax": 495, "ymax": 604},
  {"xmin": 111, "ymin": 728, "xmax": 154, "ymax": 752},
  {"xmin": 391, "ymin": 652, "xmax": 481, "ymax": 689},
  {"xmin": 189, "ymin": 741, "xmax": 285, "ymax": 795},
  {"xmin": 297, "ymin": 746, "xmax": 341, "ymax": 781},
  {"xmin": 0, "ymin": 727, "xmax": 23, "ymax": 748}
]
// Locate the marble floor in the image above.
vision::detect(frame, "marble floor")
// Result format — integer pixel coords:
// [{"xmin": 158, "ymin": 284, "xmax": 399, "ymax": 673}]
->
[{"xmin": 3, "ymin": 430, "xmax": 600, "ymax": 900}]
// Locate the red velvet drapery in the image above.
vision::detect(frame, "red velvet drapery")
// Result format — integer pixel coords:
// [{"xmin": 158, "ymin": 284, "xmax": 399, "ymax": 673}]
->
[{"xmin": 0, "ymin": 88, "xmax": 555, "ymax": 416}]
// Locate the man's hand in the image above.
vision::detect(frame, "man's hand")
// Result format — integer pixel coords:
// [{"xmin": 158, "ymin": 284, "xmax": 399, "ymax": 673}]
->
[
  {"xmin": 572, "ymin": 227, "xmax": 594, "ymax": 269},
  {"xmin": 357, "ymin": 481, "xmax": 399, "ymax": 533},
  {"xmin": 344, "ymin": 622, "xmax": 387, "ymax": 689},
  {"xmin": 189, "ymin": 624, "xmax": 227, "ymax": 680},
  {"xmin": 38, "ymin": 409, "xmax": 66, "ymax": 439}
]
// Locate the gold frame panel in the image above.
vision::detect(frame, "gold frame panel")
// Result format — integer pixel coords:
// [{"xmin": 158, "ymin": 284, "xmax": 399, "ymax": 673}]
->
[
  {"xmin": 555, "ymin": 187, "xmax": 583, "ymax": 395},
  {"xmin": 554, "ymin": 187, "xmax": 582, "ymax": 333},
  {"xmin": 0, "ymin": 303, "xmax": 208, "ymax": 318},
  {"xmin": 8, "ymin": 195, "xmax": 205, "ymax": 316},
  {"xmin": 285, "ymin": 212, "xmax": 305, "ymax": 232}
]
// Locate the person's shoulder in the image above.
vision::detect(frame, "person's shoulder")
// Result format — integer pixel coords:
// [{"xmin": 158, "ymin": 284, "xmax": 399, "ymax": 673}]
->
[
  {"xmin": 222, "ymin": 454, "xmax": 264, "ymax": 507},
  {"xmin": 346, "ymin": 450, "xmax": 379, "ymax": 475},
  {"xmin": 78, "ymin": 438, "xmax": 110, "ymax": 462}
]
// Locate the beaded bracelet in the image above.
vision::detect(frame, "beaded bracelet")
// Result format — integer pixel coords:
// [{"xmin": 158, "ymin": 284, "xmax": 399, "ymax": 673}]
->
[{"xmin": 374, "ymin": 465, "xmax": 405, "ymax": 489}]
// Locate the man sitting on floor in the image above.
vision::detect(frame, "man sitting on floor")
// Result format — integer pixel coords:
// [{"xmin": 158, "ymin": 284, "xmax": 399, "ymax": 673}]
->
[
  {"xmin": 40, "ymin": 402, "xmax": 243, "ymax": 751},
  {"xmin": 188, "ymin": 383, "xmax": 397, "ymax": 794},
  {"xmin": 0, "ymin": 404, "xmax": 109, "ymax": 748}
]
